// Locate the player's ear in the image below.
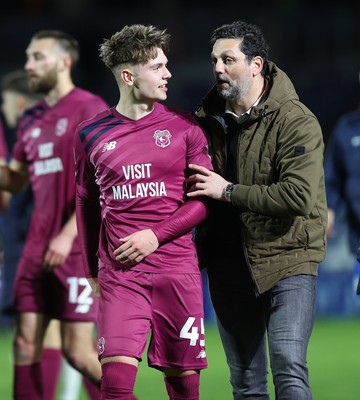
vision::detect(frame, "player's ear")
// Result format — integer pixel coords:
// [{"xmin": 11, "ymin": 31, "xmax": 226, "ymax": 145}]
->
[
  {"xmin": 121, "ymin": 69, "xmax": 134, "ymax": 86},
  {"xmin": 59, "ymin": 54, "xmax": 73, "ymax": 72}
]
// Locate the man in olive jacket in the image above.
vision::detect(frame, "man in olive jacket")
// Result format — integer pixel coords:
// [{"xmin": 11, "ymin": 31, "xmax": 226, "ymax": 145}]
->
[{"xmin": 187, "ymin": 20, "xmax": 327, "ymax": 400}]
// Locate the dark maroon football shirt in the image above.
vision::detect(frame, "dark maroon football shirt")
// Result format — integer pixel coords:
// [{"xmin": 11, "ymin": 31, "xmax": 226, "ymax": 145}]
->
[
  {"xmin": 75, "ymin": 103, "xmax": 213, "ymax": 277},
  {"xmin": 12, "ymin": 88, "xmax": 108, "ymax": 263}
]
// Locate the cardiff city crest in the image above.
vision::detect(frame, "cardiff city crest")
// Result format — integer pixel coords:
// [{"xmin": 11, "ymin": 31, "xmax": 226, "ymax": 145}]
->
[
  {"xmin": 153, "ymin": 130, "xmax": 172, "ymax": 148},
  {"xmin": 55, "ymin": 118, "xmax": 68, "ymax": 136},
  {"xmin": 98, "ymin": 336, "xmax": 105, "ymax": 355}
]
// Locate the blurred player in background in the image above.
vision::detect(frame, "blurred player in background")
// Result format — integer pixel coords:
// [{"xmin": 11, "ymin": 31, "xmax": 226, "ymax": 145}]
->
[{"xmin": 0, "ymin": 30, "xmax": 107, "ymax": 399}]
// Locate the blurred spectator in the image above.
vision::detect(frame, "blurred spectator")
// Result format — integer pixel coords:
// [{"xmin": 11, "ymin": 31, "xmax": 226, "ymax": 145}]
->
[{"xmin": 324, "ymin": 74, "xmax": 360, "ymax": 296}]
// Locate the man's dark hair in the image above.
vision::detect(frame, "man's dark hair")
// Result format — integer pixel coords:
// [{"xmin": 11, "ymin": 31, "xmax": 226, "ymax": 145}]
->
[
  {"xmin": 31, "ymin": 30, "xmax": 80, "ymax": 67},
  {"xmin": 211, "ymin": 21, "xmax": 269, "ymax": 74}
]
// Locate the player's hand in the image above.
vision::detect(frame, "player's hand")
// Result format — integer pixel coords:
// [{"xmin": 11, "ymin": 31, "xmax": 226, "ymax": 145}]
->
[
  {"xmin": 114, "ymin": 229, "xmax": 159, "ymax": 265},
  {"xmin": 187, "ymin": 163, "xmax": 230, "ymax": 201},
  {"xmin": 327, "ymin": 208, "xmax": 336, "ymax": 237},
  {"xmin": 87, "ymin": 277, "xmax": 100, "ymax": 297},
  {"xmin": 42, "ymin": 232, "xmax": 73, "ymax": 271}
]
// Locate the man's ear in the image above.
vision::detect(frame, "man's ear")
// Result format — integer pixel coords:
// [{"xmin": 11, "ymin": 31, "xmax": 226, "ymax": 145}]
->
[{"xmin": 252, "ymin": 56, "xmax": 264, "ymax": 77}]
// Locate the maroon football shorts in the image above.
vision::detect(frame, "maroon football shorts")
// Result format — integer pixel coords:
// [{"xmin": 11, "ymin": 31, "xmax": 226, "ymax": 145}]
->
[
  {"xmin": 97, "ymin": 264, "xmax": 208, "ymax": 371},
  {"xmin": 14, "ymin": 253, "xmax": 98, "ymax": 321}
]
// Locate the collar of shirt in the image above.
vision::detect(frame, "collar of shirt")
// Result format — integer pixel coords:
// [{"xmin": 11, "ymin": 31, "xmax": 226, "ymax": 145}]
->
[{"xmin": 224, "ymin": 96, "xmax": 262, "ymax": 124}]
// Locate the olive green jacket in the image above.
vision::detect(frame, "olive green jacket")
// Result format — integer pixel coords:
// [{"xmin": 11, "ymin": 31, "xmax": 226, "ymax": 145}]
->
[{"xmin": 195, "ymin": 61, "xmax": 327, "ymax": 294}]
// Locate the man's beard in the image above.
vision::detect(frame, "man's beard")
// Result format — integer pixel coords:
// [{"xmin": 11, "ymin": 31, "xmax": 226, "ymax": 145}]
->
[
  {"xmin": 217, "ymin": 85, "xmax": 240, "ymax": 101},
  {"xmin": 29, "ymin": 70, "xmax": 57, "ymax": 94},
  {"xmin": 217, "ymin": 76, "xmax": 251, "ymax": 102}
]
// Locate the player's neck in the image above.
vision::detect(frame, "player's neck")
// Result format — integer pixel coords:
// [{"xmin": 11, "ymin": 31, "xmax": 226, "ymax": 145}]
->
[
  {"xmin": 116, "ymin": 99, "xmax": 155, "ymax": 121},
  {"xmin": 45, "ymin": 80, "xmax": 75, "ymax": 107}
]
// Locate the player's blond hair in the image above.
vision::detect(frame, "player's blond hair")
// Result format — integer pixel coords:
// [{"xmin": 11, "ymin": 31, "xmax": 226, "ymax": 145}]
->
[{"xmin": 99, "ymin": 24, "xmax": 170, "ymax": 71}]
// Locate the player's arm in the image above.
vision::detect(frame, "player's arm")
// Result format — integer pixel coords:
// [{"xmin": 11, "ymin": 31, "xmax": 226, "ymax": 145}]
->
[
  {"xmin": 75, "ymin": 185, "xmax": 101, "ymax": 297},
  {"xmin": 75, "ymin": 184, "xmax": 101, "ymax": 279},
  {"xmin": 114, "ymin": 122, "xmax": 212, "ymax": 264},
  {"xmin": 73, "ymin": 123, "xmax": 102, "ymax": 287},
  {"xmin": 0, "ymin": 157, "xmax": 10, "ymax": 213},
  {"xmin": 114, "ymin": 198, "xmax": 209, "ymax": 264},
  {"xmin": 42, "ymin": 212, "xmax": 78, "ymax": 271},
  {"xmin": 151, "ymin": 121, "xmax": 212, "ymax": 242},
  {"xmin": 0, "ymin": 159, "xmax": 29, "ymax": 194}
]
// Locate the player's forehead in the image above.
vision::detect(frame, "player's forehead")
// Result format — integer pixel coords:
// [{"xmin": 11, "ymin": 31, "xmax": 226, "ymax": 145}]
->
[
  {"xmin": 144, "ymin": 48, "xmax": 168, "ymax": 67},
  {"xmin": 26, "ymin": 37, "xmax": 60, "ymax": 58}
]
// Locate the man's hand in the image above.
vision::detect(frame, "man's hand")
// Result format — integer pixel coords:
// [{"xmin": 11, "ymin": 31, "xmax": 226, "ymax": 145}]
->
[
  {"xmin": 114, "ymin": 229, "xmax": 159, "ymax": 265},
  {"xmin": 42, "ymin": 232, "xmax": 73, "ymax": 271},
  {"xmin": 87, "ymin": 277, "xmax": 100, "ymax": 298},
  {"xmin": 187, "ymin": 163, "xmax": 231, "ymax": 201}
]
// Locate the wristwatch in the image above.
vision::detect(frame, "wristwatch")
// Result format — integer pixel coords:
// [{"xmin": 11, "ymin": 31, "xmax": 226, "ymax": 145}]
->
[{"xmin": 223, "ymin": 183, "xmax": 234, "ymax": 202}]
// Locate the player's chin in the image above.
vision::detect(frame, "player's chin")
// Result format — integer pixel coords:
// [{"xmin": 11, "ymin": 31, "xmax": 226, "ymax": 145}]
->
[{"xmin": 157, "ymin": 88, "xmax": 168, "ymax": 100}]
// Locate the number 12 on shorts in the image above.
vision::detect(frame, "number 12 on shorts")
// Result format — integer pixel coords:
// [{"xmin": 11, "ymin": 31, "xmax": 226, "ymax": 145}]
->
[
  {"xmin": 180, "ymin": 317, "xmax": 205, "ymax": 346},
  {"xmin": 67, "ymin": 277, "xmax": 94, "ymax": 313}
]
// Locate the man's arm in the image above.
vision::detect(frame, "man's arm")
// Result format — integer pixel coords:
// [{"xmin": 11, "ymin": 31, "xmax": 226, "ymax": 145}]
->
[
  {"xmin": 187, "ymin": 164, "xmax": 231, "ymax": 201},
  {"xmin": 188, "ymin": 116, "xmax": 325, "ymax": 217}
]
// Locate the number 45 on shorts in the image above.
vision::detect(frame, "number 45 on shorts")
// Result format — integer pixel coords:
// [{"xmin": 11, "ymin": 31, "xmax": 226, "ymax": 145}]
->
[{"xmin": 180, "ymin": 317, "xmax": 205, "ymax": 346}]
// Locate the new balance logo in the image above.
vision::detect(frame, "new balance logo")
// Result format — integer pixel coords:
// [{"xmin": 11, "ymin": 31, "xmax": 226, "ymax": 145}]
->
[
  {"xmin": 102, "ymin": 141, "xmax": 117, "ymax": 152},
  {"xmin": 196, "ymin": 350, "xmax": 206, "ymax": 359}
]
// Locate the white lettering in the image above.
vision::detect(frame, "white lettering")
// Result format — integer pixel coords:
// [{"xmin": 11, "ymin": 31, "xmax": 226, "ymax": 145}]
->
[
  {"xmin": 111, "ymin": 181, "xmax": 167, "ymax": 200},
  {"xmin": 34, "ymin": 157, "xmax": 63, "ymax": 175},
  {"xmin": 122, "ymin": 163, "xmax": 152, "ymax": 180},
  {"xmin": 38, "ymin": 142, "xmax": 54, "ymax": 158},
  {"xmin": 112, "ymin": 186, "xmax": 122, "ymax": 200}
]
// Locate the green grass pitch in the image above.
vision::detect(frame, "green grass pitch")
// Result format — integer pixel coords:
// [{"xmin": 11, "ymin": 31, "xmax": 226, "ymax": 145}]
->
[{"xmin": 0, "ymin": 318, "xmax": 359, "ymax": 399}]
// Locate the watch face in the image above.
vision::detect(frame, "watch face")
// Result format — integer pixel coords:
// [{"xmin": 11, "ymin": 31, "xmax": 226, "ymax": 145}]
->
[
  {"xmin": 223, "ymin": 183, "xmax": 234, "ymax": 202},
  {"xmin": 226, "ymin": 184, "xmax": 234, "ymax": 193}
]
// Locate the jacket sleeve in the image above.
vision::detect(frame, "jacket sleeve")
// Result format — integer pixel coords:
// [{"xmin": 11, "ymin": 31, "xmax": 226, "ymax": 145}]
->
[{"xmin": 232, "ymin": 113, "xmax": 325, "ymax": 216}]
